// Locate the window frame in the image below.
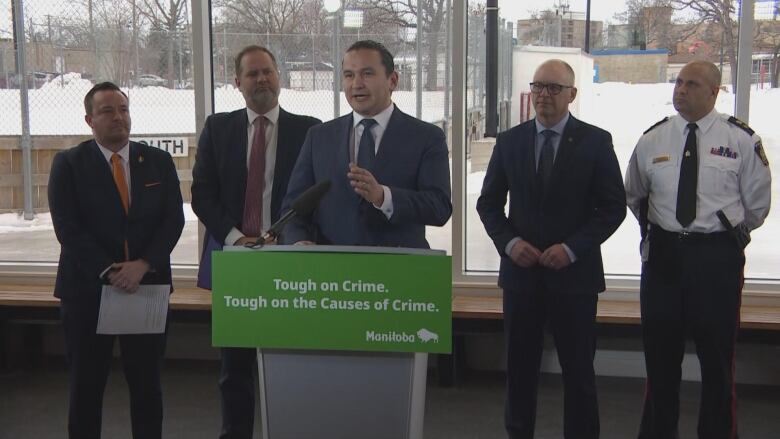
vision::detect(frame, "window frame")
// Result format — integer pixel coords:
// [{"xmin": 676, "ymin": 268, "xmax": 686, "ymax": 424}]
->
[{"xmin": 1, "ymin": 0, "xmax": 779, "ymax": 308}]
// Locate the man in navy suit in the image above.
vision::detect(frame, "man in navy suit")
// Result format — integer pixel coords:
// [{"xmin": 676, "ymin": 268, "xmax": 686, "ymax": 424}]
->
[
  {"xmin": 190, "ymin": 45, "xmax": 320, "ymax": 439},
  {"xmin": 48, "ymin": 82, "xmax": 184, "ymax": 439},
  {"xmin": 477, "ymin": 60, "xmax": 626, "ymax": 439},
  {"xmin": 281, "ymin": 40, "xmax": 451, "ymax": 248}
]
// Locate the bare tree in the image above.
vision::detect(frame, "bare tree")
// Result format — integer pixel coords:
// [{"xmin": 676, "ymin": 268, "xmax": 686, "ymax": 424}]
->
[
  {"xmin": 364, "ymin": 0, "xmax": 448, "ymax": 91},
  {"xmin": 136, "ymin": 0, "xmax": 189, "ymax": 87},
  {"xmin": 671, "ymin": 0, "xmax": 738, "ymax": 88},
  {"xmin": 214, "ymin": 0, "xmax": 318, "ymax": 86},
  {"xmin": 613, "ymin": 0, "xmax": 674, "ymax": 50}
]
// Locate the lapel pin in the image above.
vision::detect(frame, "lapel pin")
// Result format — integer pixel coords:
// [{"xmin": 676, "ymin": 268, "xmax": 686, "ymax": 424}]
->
[
  {"xmin": 138, "ymin": 155, "xmax": 144, "ymax": 163},
  {"xmin": 568, "ymin": 137, "xmax": 573, "ymax": 142},
  {"xmin": 685, "ymin": 151, "xmax": 691, "ymax": 157}
]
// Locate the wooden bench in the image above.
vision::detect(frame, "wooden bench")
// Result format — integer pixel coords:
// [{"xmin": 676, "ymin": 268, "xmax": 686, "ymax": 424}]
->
[{"xmin": 2, "ymin": 285, "xmax": 779, "ymax": 381}]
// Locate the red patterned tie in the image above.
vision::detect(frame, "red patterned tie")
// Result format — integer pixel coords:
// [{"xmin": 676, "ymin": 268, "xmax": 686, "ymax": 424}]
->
[{"xmin": 242, "ymin": 116, "xmax": 267, "ymax": 237}]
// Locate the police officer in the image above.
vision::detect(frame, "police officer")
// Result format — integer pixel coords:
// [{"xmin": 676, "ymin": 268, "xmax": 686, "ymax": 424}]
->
[{"xmin": 625, "ymin": 60, "xmax": 771, "ymax": 439}]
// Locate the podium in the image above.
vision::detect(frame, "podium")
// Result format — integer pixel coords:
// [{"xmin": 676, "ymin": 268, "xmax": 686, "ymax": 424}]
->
[{"xmin": 212, "ymin": 246, "xmax": 451, "ymax": 439}]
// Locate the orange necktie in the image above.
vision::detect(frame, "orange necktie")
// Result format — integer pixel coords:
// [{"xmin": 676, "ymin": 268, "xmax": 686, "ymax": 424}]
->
[
  {"xmin": 111, "ymin": 153, "xmax": 130, "ymax": 260},
  {"xmin": 111, "ymin": 153, "xmax": 129, "ymax": 214}
]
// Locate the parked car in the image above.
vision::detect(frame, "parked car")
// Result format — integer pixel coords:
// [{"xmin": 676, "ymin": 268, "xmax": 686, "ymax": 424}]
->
[{"xmin": 138, "ymin": 74, "xmax": 166, "ymax": 87}]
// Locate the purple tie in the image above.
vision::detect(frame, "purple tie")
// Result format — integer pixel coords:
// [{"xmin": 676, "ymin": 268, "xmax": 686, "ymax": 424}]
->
[{"xmin": 242, "ymin": 116, "xmax": 267, "ymax": 237}]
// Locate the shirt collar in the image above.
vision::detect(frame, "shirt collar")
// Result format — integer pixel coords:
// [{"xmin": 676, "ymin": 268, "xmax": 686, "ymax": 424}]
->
[
  {"xmin": 674, "ymin": 107, "xmax": 718, "ymax": 134},
  {"xmin": 96, "ymin": 141, "xmax": 130, "ymax": 164},
  {"xmin": 246, "ymin": 104, "xmax": 280, "ymax": 127},
  {"xmin": 353, "ymin": 103, "xmax": 395, "ymax": 130},
  {"xmin": 535, "ymin": 112, "xmax": 570, "ymax": 137}
]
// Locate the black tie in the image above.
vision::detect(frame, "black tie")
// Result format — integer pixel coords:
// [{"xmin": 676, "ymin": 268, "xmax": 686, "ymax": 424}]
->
[
  {"xmin": 676, "ymin": 123, "xmax": 698, "ymax": 227},
  {"xmin": 538, "ymin": 130, "xmax": 555, "ymax": 190},
  {"xmin": 357, "ymin": 118, "xmax": 377, "ymax": 169}
]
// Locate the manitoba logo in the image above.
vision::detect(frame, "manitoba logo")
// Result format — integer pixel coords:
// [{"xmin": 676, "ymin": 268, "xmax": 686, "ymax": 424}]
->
[{"xmin": 416, "ymin": 328, "xmax": 439, "ymax": 343}]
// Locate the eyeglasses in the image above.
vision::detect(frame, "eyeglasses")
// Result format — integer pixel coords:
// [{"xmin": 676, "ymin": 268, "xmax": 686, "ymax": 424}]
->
[{"xmin": 529, "ymin": 82, "xmax": 573, "ymax": 95}]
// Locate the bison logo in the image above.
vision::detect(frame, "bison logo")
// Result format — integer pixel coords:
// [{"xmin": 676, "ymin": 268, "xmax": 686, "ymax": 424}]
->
[{"xmin": 416, "ymin": 328, "xmax": 439, "ymax": 343}]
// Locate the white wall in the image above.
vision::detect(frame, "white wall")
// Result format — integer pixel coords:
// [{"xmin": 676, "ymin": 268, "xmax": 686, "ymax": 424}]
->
[{"xmin": 510, "ymin": 46, "xmax": 595, "ymax": 127}]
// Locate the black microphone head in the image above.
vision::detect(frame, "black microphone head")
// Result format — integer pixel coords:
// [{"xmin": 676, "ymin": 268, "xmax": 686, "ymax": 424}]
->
[{"xmin": 291, "ymin": 180, "xmax": 331, "ymax": 215}]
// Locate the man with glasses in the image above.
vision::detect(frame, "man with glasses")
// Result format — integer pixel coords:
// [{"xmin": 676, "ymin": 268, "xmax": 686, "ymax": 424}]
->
[
  {"xmin": 626, "ymin": 60, "xmax": 771, "ymax": 439},
  {"xmin": 191, "ymin": 45, "xmax": 320, "ymax": 439},
  {"xmin": 477, "ymin": 59, "xmax": 626, "ymax": 439}
]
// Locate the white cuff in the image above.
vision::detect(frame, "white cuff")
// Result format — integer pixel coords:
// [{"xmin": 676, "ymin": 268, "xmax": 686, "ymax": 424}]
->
[
  {"xmin": 225, "ymin": 227, "xmax": 245, "ymax": 246},
  {"xmin": 374, "ymin": 185, "xmax": 394, "ymax": 219},
  {"xmin": 505, "ymin": 237, "xmax": 521, "ymax": 256}
]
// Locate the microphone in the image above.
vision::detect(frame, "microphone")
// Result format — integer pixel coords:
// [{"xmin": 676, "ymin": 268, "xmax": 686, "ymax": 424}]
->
[{"xmin": 248, "ymin": 180, "xmax": 331, "ymax": 248}]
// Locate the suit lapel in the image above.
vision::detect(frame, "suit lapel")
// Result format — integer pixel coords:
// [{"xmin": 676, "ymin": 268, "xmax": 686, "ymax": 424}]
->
[
  {"xmin": 271, "ymin": 109, "xmax": 289, "ymax": 218},
  {"xmin": 519, "ymin": 122, "xmax": 540, "ymax": 199},
  {"xmin": 371, "ymin": 106, "xmax": 401, "ymax": 178},
  {"xmin": 232, "ymin": 110, "xmax": 249, "ymax": 202},
  {"xmin": 128, "ymin": 142, "xmax": 144, "ymax": 218},
  {"xmin": 548, "ymin": 116, "xmax": 581, "ymax": 191},
  {"xmin": 339, "ymin": 114, "xmax": 353, "ymax": 167}
]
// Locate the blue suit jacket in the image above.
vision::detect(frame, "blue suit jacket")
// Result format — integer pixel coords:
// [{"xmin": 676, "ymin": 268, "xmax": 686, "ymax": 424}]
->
[
  {"xmin": 476, "ymin": 116, "xmax": 626, "ymax": 294},
  {"xmin": 48, "ymin": 140, "xmax": 185, "ymax": 301},
  {"xmin": 191, "ymin": 107, "xmax": 321, "ymax": 287},
  {"xmin": 280, "ymin": 106, "xmax": 452, "ymax": 248}
]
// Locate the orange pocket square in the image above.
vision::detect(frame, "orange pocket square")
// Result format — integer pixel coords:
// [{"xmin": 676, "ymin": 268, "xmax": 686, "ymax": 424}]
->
[{"xmin": 144, "ymin": 181, "xmax": 162, "ymax": 187}]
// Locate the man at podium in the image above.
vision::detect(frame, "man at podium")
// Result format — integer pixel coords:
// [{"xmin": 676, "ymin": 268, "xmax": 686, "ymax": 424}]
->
[{"xmin": 281, "ymin": 40, "xmax": 452, "ymax": 247}]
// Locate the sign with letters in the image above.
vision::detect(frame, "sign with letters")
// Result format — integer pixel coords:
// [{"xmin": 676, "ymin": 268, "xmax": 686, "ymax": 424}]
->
[
  {"xmin": 212, "ymin": 249, "xmax": 452, "ymax": 353},
  {"xmin": 130, "ymin": 137, "xmax": 188, "ymax": 157}
]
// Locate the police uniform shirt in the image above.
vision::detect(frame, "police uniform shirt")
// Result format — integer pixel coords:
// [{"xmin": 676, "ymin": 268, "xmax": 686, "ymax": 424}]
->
[{"xmin": 626, "ymin": 108, "xmax": 771, "ymax": 233}]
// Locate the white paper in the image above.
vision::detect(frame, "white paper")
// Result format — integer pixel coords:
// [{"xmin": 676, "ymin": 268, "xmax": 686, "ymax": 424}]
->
[{"xmin": 96, "ymin": 284, "xmax": 170, "ymax": 334}]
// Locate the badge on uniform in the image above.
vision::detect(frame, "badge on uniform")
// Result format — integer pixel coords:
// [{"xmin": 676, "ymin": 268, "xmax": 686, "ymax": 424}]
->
[
  {"xmin": 755, "ymin": 140, "xmax": 769, "ymax": 166},
  {"xmin": 710, "ymin": 146, "xmax": 738, "ymax": 159},
  {"xmin": 652, "ymin": 155, "xmax": 670, "ymax": 164}
]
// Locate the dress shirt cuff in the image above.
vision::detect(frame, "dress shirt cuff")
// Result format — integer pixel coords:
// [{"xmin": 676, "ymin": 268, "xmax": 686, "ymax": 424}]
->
[
  {"xmin": 562, "ymin": 243, "xmax": 577, "ymax": 263},
  {"xmin": 99, "ymin": 265, "xmax": 113, "ymax": 280},
  {"xmin": 505, "ymin": 237, "xmax": 521, "ymax": 257},
  {"xmin": 225, "ymin": 227, "xmax": 245, "ymax": 246},
  {"xmin": 374, "ymin": 185, "xmax": 394, "ymax": 219}
]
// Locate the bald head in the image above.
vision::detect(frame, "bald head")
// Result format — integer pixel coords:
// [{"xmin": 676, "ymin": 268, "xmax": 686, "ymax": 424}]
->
[
  {"xmin": 535, "ymin": 59, "xmax": 575, "ymax": 86},
  {"xmin": 673, "ymin": 61, "xmax": 721, "ymax": 122},
  {"xmin": 683, "ymin": 61, "xmax": 721, "ymax": 88}
]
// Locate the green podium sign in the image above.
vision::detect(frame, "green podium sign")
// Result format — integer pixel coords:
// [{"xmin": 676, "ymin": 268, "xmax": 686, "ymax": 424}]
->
[{"xmin": 212, "ymin": 248, "xmax": 452, "ymax": 353}]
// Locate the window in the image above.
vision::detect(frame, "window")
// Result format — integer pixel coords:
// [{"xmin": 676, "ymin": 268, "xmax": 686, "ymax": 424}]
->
[
  {"xmin": 0, "ymin": 0, "xmax": 196, "ymax": 263},
  {"xmin": 209, "ymin": 0, "xmax": 453, "ymax": 254}
]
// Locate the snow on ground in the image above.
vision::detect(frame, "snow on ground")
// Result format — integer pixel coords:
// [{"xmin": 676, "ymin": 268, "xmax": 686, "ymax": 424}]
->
[{"xmin": 1, "ymin": 80, "xmax": 779, "ymax": 277}]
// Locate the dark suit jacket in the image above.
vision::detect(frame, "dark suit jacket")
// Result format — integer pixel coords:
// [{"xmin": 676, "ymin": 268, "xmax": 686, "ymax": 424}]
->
[
  {"xmin": 191, "ymin": 107, "xmax": 321, "ymax": 280},
  {"xmin": 48, "ymin": 140, "xmax": 185, "ymax": 301},
  {"xmin": 476, "ymin": 116, "xmax": 626, "ymax": 294},
  {"xmin": 280, "ymin": 106, "xmax": 452, "ymax": 248}
]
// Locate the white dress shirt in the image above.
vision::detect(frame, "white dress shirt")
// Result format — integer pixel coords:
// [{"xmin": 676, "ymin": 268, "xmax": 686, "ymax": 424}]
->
[
  {"xmin": 225, "ymin": 105, "xmax": 280, "ymax": 245},
  {"xmin": 97, "ymin": 142, "xmax": 131, "ymax": 205},
  {"xmin": 352, "ymin": 103, "xmax": 394, "ymax": 218},
  {"xmin": 626, "ymin": 108, "xmax": 771, "ymax": 233}
]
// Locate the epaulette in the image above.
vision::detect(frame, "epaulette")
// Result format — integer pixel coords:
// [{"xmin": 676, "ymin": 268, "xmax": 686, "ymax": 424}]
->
[
  {"xmin": 727, "ymin": 116, "xmax": 755, "ymax": 136},
  {"xmin": 643, "ymin": 117, "xmax": 670, "ymax": 134}
]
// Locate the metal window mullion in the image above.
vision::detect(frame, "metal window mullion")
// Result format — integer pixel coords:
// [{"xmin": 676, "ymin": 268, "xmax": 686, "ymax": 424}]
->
[
  {"xmin": 735, "ymin": 0, "xmax": 755, "ymax": 121},
  {"xmin": 451, "ymin": 0, "xmax": 469, "ymax": 283},
  {"xmin": 192, "ymin": 0, "xmax": 213, "ymax": 264}
]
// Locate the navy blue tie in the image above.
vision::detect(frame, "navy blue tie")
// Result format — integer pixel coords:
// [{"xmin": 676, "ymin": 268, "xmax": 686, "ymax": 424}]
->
[
  {"xmin": 357, "ymin": 118, "xmax": 377, "ymax": 169},
  {"xmin": 538, "ymin": 129, "xmax": 556, "ymax": 190},
  {"xmin": 676, "ymin": 123, "xmax": 698, "ymax": 227}
]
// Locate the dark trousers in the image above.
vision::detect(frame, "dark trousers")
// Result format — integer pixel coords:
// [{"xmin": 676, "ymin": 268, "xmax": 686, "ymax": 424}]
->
[
  {"xmin": 503, "ymin": 285, "xmax": 599, "ymax": 439},
  {"xmin": 219, "ymin": 347, "xmax": 257, "ymax": 439},
  {"xmin": 638, "ymin": 227, "xmax": 743, "ymax": 439},
  {"xmin": 61, "ymin": 299, "xmax": 166, "ymax": 439}
]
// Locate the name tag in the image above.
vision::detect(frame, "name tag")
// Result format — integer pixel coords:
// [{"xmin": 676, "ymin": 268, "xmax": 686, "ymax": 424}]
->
[{"xmin": 652, "ymin": 155, "xmax": 670, "ymax": 164}]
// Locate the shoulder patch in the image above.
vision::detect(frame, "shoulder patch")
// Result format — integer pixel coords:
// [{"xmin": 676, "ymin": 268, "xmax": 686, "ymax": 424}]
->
[
  {"xmin": 727, "ymin": 116, "xmax": 755, "ymax": 136},
  {"xmin": 755, "ymin": 140, "xmax": 769, "ymax": 166},
  {"xmin": 643, "ymin": 117, "xmax": 670, "ymax": 134}
]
